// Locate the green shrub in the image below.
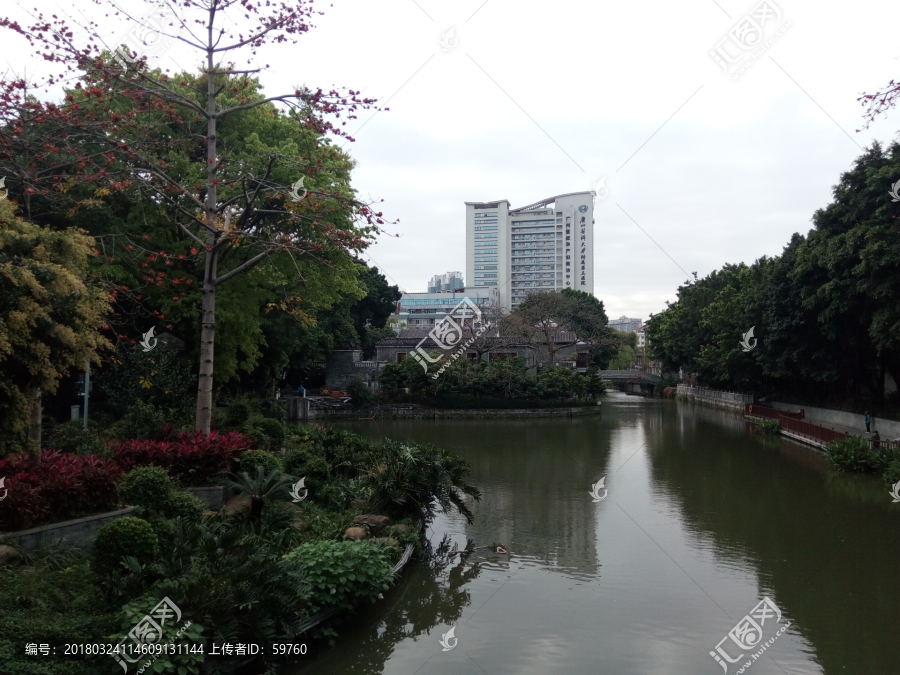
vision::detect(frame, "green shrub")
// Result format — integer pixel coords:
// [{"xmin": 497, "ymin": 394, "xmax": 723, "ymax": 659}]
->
[
  {"xmin": 118, "ymin": 466, "xmax": 175, "ymax": 511},
  {"xmin": 315, "ymin": 476, "xmax": 369, "ymax": 511},
  {"xmin": 132, "ymin": 518, "xmax": 312, "ymax": 673},
  {"xmin": 757, "ymin": 418, "xmax": 781, "ymax": 435},
  {"xmin": 113, "ymin": 595, "xmax": 205, "ymax": 675},
  {"xmin": 91, "ymin": 517, "xmax": 158, "ymax": 577},
  {"xmin": 283, "ymin": 448, "xmax": 330, "ymax": 490},
  {"xmin": 164, "ymin": 490, "xmax": 206, "ymax": 521},
  {"xmin": 284, "ymin": 540, "xmax": 394, "ymax": 612},
  {"xmin": 346, "ymin": 375, "xmax": 375, "ymax": 408},
  {"xmin": 0, "ymin": 556, "xmax": 118, "ymax": 675},
  {"xmin": 43, "ymin": 420, "xmax": 109, "ymax": 456},
  {"xmin": 117, "ymin": 466, "xmax": 206, "ymax": 522},
  {"xmin": 108, "ymin": 400, "xmax": 176, "ymax": 441},
  {"xmin": 237, "ymin": 449, "xmax": 283, "ymax": 475},
  {"xmin": 825, "ymin": 436, "xmax": 874, "ymax": 472},
  {"xmin": 224, "ymin": 400, "xmax": 252, "ymax": 428},
  {"xmin": 885, "ymin": 456, "xmax": 900, "ymax": 484},
  {"xmin": 288, "ymin": 425, "xmax": 314, "ymax": 443},
  {"xmin": 253, "ymin": 417, "xmax": 287, "ymax": 452},
  {"xmin": 866, "ymin": 443, "xmax": 899, "ymax": 475}
]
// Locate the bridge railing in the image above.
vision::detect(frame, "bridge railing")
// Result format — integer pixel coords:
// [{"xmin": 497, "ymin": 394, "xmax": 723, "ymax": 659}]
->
[{"xmin": 677, "ymin": 385, "xmax": 753, "ymax": 405}]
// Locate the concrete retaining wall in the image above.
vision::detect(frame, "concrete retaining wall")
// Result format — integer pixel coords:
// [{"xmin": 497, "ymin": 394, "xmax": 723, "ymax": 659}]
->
[
  {"xmin": 187, "ymin": 486, "xmax": 230, "ymax": 509},
  {"xmin": 3, "ymin": 507, "xmax": 135, "ymax": 552},
  {"xmin": 318, "ymin": 404, "xmax": 603, "ymax": 420},
  {"xmin": 770, "ymin": 401, "xmax": 900, "ymax": 439}
]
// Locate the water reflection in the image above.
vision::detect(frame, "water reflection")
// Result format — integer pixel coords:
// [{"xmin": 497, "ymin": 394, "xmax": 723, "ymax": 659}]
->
[{"xmin": 289, "ymin": 394, "xmax": 899, "ymax": 675}]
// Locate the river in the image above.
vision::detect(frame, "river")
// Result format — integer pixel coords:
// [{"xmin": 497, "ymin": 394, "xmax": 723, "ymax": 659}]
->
[{"xmin": 289, "ymin": 392, "xmax": 900, "ymax": 675}]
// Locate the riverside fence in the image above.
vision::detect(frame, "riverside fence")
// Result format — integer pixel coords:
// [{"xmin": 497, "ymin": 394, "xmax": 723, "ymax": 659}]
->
[
  {"xmin": 676, "ymin": 385, "xmax": 753, "ymax": 409},
  {"xmin": 745, "ymin": 403, "xmax": 900, "ymax": 451}
]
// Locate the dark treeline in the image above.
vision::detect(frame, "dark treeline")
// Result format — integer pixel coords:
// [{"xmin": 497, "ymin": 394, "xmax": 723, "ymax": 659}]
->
[{"xmin": 647, "ymin": 141, "xmax": 900, "ymax": 411}]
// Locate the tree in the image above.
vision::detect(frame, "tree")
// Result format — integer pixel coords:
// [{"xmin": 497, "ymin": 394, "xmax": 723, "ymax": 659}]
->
[
  {"xmin": 608, "ymin": 333, "xmax": 636, "ymax": 370},
  {"xmin": 503, "ymin": 289, "xmax": 613, "ymax": 369},
  {"xmin": 0, "ymin": 200, "xmax": 110, "ymax": 460},
  {"xmin": 645, "ymin": 141, "xmax": 900, "ymax": 401},
  {"xmin": 2, "ymin": 0, "xmax": 384, "ymax": 434},
  {"xmin": 459, "ymin": 299, "xmax": 513, "ymax": 360}
]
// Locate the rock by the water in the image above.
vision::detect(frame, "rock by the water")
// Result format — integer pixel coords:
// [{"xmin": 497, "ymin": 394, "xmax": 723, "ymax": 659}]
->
[
  {"xmin": 390, "ymin": 524, "xmax": 410, "ymax": 536},
  {"xmin": 373, "ymin": 537, "xmax": 399, "ymax": 547},
  {"xmin": 344, "ymin": 526, "xmax": 367, "ymax": 540},
  {"xmin": 0, "ymin": 544, "xmax": 19, "ymax": 566},
  {"xmin": 292, "ymin": 517, "xmax": 309, "ymax": 532},
  {"xmin": 352, "ymin": 514, "xmax": 391, "ymax": 535},
  {"xmin": 222, "ymin": 493, "xmax": 252, "ymax": 516}
]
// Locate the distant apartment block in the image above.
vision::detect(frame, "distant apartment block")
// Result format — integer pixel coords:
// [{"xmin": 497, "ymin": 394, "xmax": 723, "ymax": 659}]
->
[
  {"xmin": 427, "ymin": 271, "xmax": 464, "ymax": 293},
  {"xmin": 609, "ymin": 316, "xmax": 642, "ymax": 333},
  {"xmin": 465, "ymin": 191, "xmax": 594, "ymax": 310},
  {"xmin": 394, "ymin": 288, "xmax": 497, "ymax": 330}
]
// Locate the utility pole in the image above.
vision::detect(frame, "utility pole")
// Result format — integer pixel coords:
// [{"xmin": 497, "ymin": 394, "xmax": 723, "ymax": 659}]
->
[{"xmin": 83, "ymin": 358, "xmax": 90, "ymax": 430}]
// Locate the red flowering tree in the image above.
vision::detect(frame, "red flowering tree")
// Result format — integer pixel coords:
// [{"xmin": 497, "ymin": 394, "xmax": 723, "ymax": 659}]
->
[{"xmin": 1, "ymin": 0, "xmax": 386, "ymax": 433}]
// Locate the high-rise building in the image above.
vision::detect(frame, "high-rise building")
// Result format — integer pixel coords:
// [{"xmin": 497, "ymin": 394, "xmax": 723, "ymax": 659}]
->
[
  {"xmin": 427, "ymin": 271, "xmax": 465, "ymax": 293},
  {"xmin": 465, "ymin": 192, "xmax": 594, "ymax": 310},
  {"xmin": 609, "ymin": 316, "xmax": 642, "ymax": 333}
]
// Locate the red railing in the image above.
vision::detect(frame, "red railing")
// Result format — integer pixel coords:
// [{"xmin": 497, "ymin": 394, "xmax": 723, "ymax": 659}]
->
[
  {"xmin": 746, "ymin": 404, "xmax": 900, "ymax": 450},
  {"xmin": 745, "ymin": 405, "xmax": 850, "ymax": 444}
]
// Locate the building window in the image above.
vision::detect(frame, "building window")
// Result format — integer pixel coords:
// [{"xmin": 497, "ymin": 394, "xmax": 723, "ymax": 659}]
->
[
  {"xmin": 475, "ymin": 256, "xmax": 498, "ymax": 262},
  {"xmin": 396, "ymin": 353, "xmax": 406, "ymax": 363},
  {"xmin": 489, "ymin": 352, "xmax": 517, "ymax": 360}
]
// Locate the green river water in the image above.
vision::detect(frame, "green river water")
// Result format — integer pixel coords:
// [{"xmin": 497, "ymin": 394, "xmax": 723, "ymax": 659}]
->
[{"xmin": 289, "ymin": 392, "xmax": 899, "ymax": 675}]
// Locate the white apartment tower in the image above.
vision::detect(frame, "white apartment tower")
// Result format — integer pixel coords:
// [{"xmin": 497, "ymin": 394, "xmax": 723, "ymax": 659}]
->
[{"xmin": 465, "ymin": 191, "xmax": 594, "ymax": 310}]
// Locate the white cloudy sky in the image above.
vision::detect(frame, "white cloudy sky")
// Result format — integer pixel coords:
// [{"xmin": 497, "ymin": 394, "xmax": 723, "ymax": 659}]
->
[{"xmin": 4, "ymin": 0, "xmax": 900, "ymax": 321}]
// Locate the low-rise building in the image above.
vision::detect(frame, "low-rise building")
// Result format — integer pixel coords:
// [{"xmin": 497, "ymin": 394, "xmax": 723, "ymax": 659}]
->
[{"xmin": 394, "ymin": 288, "xmax": 497, "ymax": 330}]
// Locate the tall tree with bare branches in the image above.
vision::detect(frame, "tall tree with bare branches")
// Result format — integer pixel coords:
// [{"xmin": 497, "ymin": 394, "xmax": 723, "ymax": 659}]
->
[{"xmin": 1, "ymin": 0, "xmax": 386, "ymax": 433}]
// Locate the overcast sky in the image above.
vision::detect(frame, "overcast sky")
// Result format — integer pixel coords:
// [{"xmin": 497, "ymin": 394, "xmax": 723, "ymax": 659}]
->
[{"xmin": 4, "ymin": 0, "xmax": 900, "ymax": 321}]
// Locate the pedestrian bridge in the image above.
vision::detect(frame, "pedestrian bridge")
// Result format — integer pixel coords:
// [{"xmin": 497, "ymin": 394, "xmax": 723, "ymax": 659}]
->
[{"xmin": 598, "ymin": 370, "xmax": 663, "ymax": 394}]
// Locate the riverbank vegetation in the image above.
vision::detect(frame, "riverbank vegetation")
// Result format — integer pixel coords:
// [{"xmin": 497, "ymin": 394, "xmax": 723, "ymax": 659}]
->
[
  {"xmin": 647, "ymin": 142, "xmax": 900, "ymax": 421},
  {"xmin": 377, "ymin": 289, "xmax": 629, "ymax": 407},
  {"xmin": 824, "ymin": 436, "xmax": 900, "ymax": 483},
  {"xmin": 378, "ymin": 355, "xmax": 605, "ymax": 408},
  {"xmin": 0, "ymin": 426, "xmax": 478, "ymax": 674}
]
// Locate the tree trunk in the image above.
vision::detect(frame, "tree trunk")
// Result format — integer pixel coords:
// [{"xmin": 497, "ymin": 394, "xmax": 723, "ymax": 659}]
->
[
  {"xmin": 195, "ymin": 37, "xmax": 219, "ymax": 435},
  {"xmin": 26, "ymin": 387, "xmax": 42, "ymax": 466}
]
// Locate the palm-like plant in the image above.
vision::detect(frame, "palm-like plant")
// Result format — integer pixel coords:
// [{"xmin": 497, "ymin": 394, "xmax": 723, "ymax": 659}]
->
[
  {"xmin": 219, "ymin": 466, "xmax": 296, "ymax": 519},
  {"xmin": 364, "ymin": 440, "xmax": 481, "ymax": 523}
]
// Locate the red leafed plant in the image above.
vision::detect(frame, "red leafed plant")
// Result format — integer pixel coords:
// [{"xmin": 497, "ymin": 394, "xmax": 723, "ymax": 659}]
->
[
  {"xmin": 0, "ymin": 451, "xmax": 122, "ymax": 531},
  {"xmin": 114, "ymin": 431, "xmax": 252, "ymax": 486}
]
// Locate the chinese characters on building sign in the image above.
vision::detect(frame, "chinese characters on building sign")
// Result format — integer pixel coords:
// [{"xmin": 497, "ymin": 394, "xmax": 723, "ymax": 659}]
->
[{"xmin": 579, "ymin": 205, "xmax": 587, "ymax": 288}]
